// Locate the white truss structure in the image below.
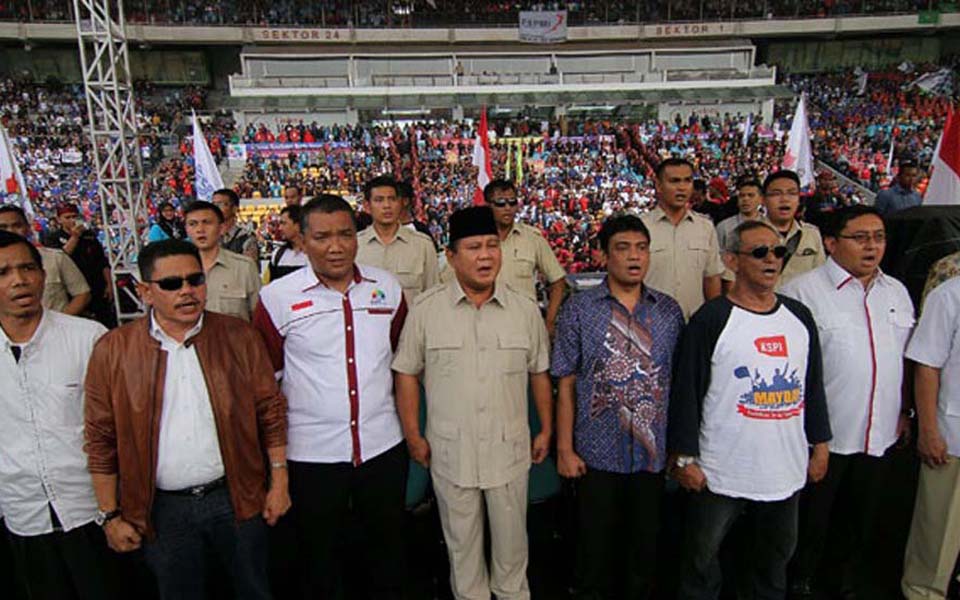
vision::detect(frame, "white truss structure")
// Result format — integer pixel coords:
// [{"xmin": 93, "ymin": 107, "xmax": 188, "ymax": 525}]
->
[{"xmin": 73, "ymin": 0, "xmax": 145, "ymax": 321}]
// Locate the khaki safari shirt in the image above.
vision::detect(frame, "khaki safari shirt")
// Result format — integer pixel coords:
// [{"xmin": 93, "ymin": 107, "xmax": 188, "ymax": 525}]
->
[{"xmin": 357, "ymin": 226, "xmax": 439, "ymax": 304}]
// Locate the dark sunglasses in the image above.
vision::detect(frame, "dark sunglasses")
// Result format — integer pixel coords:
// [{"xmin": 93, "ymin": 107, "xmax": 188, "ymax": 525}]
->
[
  {"xmin": 489, "ymin": 199, "xmax": 519, "ymax": 208},
  {"xmin": 739, "ymin": 245, "xmax": 788, "ymax": 260},
  {"xmin": 147, "ymin": 272, "xmax": 206, "ymax": 291}
]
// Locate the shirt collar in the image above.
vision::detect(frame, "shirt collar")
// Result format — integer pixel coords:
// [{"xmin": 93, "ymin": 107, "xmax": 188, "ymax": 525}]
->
[
  {"xmin": 0, "ymin": 309, "xmax": 47, "ymax": 350},
  {"xmin": 447, "ymin": 278, "xmax": 507, "ymax": 308},
  {"xmin": 300, "ymin": 264, "xmax": 372, "ymax": 293},
  {"xmin": 598, "ymin": 277, "xmax": 658, "ymax": 307},
  {"xmin": 764, "ymin": 216, "xmax": 800, "ymax": 239},
  {"xmin": 826, "ymin": 256, "xmax": 888, "ymax": 291},
  {"xmin": 650, "ymin": 205, "xmax": 693, "ymax": 223},
  {"xmin": 149, "ymin": 310, "xmax": 204, "ymax": 346}
]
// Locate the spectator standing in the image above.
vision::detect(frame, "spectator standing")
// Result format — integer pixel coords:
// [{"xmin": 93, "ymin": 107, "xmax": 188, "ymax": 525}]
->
[
  {"xmin": 875, "ymin": 160, "xmax": 922, "ymax": 217},
  {"xmin": 213, "ymin": 188, "xmax": 259, "ymax": 265},
  {"xmin": 761, "ymin": 171, "xmax": 826, "ymax": 288}
]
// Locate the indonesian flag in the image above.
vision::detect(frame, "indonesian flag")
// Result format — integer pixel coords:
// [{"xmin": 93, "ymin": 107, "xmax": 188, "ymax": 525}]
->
[
  {"xmin": 781, "ymin": 93, "xmax": 815, "ymax": 189},
  {"xmin": 924, "ymin": 107, "xmax": 960, "ymax": 206},
  {"xmin": 471, "ymin": 106, "xmax": 492, "ymax": 206},
  {"xmin": 0, "ymin": 125, "xmax": 34, "ymax": 219}
]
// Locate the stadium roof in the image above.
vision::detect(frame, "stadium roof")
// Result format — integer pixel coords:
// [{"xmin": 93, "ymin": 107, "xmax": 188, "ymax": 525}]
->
[{"xmin": 219, "ymin": 84, "xmax": 794, "ymax": 111}]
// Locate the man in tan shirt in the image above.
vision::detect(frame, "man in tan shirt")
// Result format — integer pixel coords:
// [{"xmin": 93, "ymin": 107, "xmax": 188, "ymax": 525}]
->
[
  {"xmin": 640, "ymin": 158, "xmax": 724, "ymax": 320},
  {"xmin": 442, "ymin": 180, "xmax": 567, "ymax": 335},
  {"xmin": 761, "ymin": 170, "xmax": 826, "ymax": 288},
  {"xmin": 356, "ymin": 175, "xmax": 438, "ymax": 303},
  {"xmin": 393, "ymin": 206, "xmax": 552, "ymax": 600},
  {"xmin": 183, "ymin": 200, "xmax": 261, "ymax": 321},
  {"xmin": 0, "ymin": 204, "xmax": 90, "ymax": 315}
]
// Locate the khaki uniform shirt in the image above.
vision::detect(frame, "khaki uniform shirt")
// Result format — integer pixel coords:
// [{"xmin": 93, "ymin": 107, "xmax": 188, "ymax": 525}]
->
[
  {"xmin": 356, "ymin": 226, "xmax": 439, "ymax": 304},
  {"xmin": 39, "ymin": 247, "xmax": 89, "ymax": 313},
  {"xmin": 440, "ymin": 223, "xmax": 566, "ymax": 302},
  {"xmin": 204, "ymin": 248, "xmax": 261, "ymax": 321},
  {"xmin": 641, "ymin": 206, "xmax": 725, "ymax": 320},
  {"xmin": 769, "ymin": 219, "xmax": 826, "ymax": 289},
  {"xmin": 392, "ymin": 280, "xmax": 550, "ymax": 489}
]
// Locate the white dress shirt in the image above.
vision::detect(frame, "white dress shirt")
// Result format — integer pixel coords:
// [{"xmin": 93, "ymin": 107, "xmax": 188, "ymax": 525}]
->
[
  {"xmin": 781, "ymin": 258, "xmax": 915, "ymax": 456},
  {"xmin": 151, "ymin": 314, "xmax": 225, "ymax": 490},
  {"xmin": 906, "ymin": 276, "xmax": 960, "ymax": 457},
  {"xmin": 0, "ymin": 310, "xmax": 106, "ymax": 536},
  {"xmin": 254, "ymin": 264, "xmax": 406, "ymax": 465}
]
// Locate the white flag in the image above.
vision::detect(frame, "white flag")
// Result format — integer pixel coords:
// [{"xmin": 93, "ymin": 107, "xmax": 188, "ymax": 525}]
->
[
  {"xmin": 0, "ymin": 126, "xmax": 33, "ymax": 219},
  {"xmin": 885, "ymin": 129, "xmax": 895, "ymax": 175},
  {"xmin": 192, "ymin": 111, "xmax": 224, "ymax": 201},
  {"xmin": 742, "ymin": 113, "xmax": 754, "ymax": 146},
  {"xmin": 855, "ymin": 68, "xmax": 868, "ymax": 96},
  {"xmin": 781, "ymin": 93, "xmax": 815, "ymax": 188},
  {"xmin": 907, "ymin": 68, "xmax": 954, "ymax": 96}
]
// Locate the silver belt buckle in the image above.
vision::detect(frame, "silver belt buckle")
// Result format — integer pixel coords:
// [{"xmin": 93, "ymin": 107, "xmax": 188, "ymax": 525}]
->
[{"xmin": 190, "ymin": 483, "xmax": 206, "ymax": 497}]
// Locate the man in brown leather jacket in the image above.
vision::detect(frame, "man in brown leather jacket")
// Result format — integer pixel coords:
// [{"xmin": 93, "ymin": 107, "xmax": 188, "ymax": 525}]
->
[{"xmin": 83, "ymin": 239, "xmax": 289, "ymax": 600}]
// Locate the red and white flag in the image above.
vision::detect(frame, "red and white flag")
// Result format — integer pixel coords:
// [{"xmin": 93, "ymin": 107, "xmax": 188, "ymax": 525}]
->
[
  {"xmin": 781, "ymin": 93, "xmax": 815, "ymax": 189},
  {"xmin": 0, "ymin": 125, "xmax": 33, "ymax": 219},
  {"xmin": 471, "ymin": 107, "xmax": 493, "ymax": 206},
  {"xmin": 924, "ymin": 107, "xmax": 960, "ymax": 206}
]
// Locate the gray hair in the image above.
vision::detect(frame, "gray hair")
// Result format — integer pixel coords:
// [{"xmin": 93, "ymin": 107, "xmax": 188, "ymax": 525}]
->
[{"xmin": 725, "ymin": 220, "xmax": 780, "ymax": 254}]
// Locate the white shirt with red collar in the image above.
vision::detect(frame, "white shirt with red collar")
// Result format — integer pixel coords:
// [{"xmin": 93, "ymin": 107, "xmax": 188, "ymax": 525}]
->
[
  {"xmin": 781, "ymin": 257, "xmax": 915, "ymax": 456},
  {"xmin": 253, "ymin": 264, "xmax": 407, "ymax": 465}
]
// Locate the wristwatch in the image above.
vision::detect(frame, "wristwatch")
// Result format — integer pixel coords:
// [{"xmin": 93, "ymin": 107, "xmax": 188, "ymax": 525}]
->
[
  {"xmin": 901, "ymin": 408, "xmax": 916, "ymax": 419},
  {"xmin": 94, "ymin": 508, "xmax": 121, "ymax": 527},
  {"xmin": 674, "ymin": 456, "xmax": 697, "ymax": 470}
]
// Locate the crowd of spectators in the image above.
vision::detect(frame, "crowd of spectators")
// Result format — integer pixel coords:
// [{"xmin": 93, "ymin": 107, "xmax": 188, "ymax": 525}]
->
[
  {"xmin": 787, "ymin": 59, "xmax": 958, "ymax": 192},
  {"xmin": 0, "ymin": 0, "xmax": 951, "ymax": 26}
]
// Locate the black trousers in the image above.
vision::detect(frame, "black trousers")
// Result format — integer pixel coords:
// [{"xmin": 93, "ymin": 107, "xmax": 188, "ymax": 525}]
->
[
  {"xmin": 575, "ymin": 468, "xmax": 664, "ymax": 600},
  {"xmin": 791, "ymin": 451, "xmax": 887, "ymax": 594},
  {"xmin": 286, "ymin": 442, "xmax": 408, "ymax": 600},
  {"xmin": 4, "ymin": 519, "xmax": 119, "ymax": 600}
]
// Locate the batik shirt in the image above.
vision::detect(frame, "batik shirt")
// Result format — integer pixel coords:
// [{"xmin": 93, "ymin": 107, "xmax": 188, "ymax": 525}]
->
[{"xmin": 551, "ymin": 280, "xmax": 684, "ymax": 474}]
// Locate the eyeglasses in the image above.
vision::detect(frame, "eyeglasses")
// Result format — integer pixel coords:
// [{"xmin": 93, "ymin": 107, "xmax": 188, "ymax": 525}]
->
[
  {"xmin": 838, "ymin": 232, "xmax": 886, "ymax": 245},
  {"xmin": 489, "ymin": 199, "xmax": 519, "ymax": 208},
  {"xmin": 146, "ymin": 272, "xmax": 206, "ymax": 291},
  {"xmin": 739, "ymin": 245, "xmax": 788, "ymax": 260}
]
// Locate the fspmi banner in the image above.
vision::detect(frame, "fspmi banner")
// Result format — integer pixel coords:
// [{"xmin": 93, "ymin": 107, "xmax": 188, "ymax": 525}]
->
[{"xmin": 519, "ymin": 10, "xmax": 567, "ymax": 43}]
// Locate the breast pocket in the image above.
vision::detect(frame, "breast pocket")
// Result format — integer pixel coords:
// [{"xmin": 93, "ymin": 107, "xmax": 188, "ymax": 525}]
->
[
  {"xmin": 687, "ymin": 239, "xmax": 711, "ymax": 272},
  {"xmin": 817, "ymin": 313, "xmax": 854, "ymax": 354},
  {"xmin": 511, "ymin": 248, "xmax": 536, "ymax": 280},
  {"xmin": 885, "ymin": 310, "xmax": 915, "ymax": 353},
  {"xmin": 426, "ymin": 334, "xmax": 462, "ymax": 377},
  {"xmin": 216, "ymin": 289, "xmax": 249, "ymax": 319},
  {"xmin": 395, "ymin": 257, "xmax": 424, "ymax": 292},
  {"xmin": 497, "ymin": 333, "xmax": 530, "ymax": 375},
  {"xmin": 40, "ymin": 381, "xmax": 85, "ymax": 429}
]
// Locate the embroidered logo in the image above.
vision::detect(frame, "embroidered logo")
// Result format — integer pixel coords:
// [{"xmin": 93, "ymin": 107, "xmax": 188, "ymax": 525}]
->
[
  {"xmin": 754, "ymin": 335, "xmax": 788, "ymax": 358},
  {"xmin": 291, "ymin": 300, "xmax": 313, "ymax": 311},
  {"xmin": 370, "ymin": 289, "xmax": 386, "ymax": 305}
]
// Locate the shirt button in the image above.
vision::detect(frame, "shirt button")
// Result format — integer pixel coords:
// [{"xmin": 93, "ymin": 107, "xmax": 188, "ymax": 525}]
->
[
  {"xmin": 350, "ymin": 389, "xmax": 356, "ymax": 396},
  {"xmin": 346, "ymin": 326, "xmax": 352, "ymax": 332},
  {"xmin": 348, "ymin": 358, "xmax": 354, "ymax": 364},
  {"xmin": 350, "ymin": 420, "xmax": 357, "ymax": 426}
]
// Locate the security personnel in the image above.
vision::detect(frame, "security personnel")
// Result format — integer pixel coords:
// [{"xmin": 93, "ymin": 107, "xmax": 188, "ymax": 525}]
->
[
  {"xmin": 393, "ymin": 206, "xmax": 552, "ymax": 600},
  {"xmin": 440, "ymin": 180, "xmax": 566, "ymax": 335},
  {"xmin": 760, "ymin": 170, "xmax": 825, "ymax": 288},
  {"xmin": 356, "ymin": 175, "xmax": 438, "ymax": 303}
]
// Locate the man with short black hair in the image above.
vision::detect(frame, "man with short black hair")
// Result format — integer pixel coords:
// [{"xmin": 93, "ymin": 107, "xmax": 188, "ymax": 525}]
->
[
  {"xmin": 761, "ymin": 170, "xmax": 825, "ymax": 288},
  {"xmin": 782, "ymin": 205, "xmax": 914, "ymax": 598},
  {"xmin": 0, "ymin": 204, "xmax": 91, "ymax": 316},
  {"xmin": 552, "ymin": 214, "xmax": 684, "ymax": 600},
  {"xmin": 398, "ymin": 180, "xmax": 437, "ymax": 249},
  {"xmin": 0, "ymin": 230, "xmax": 117, "ymax": 600},
  {"xmin": 85, "ymin": 239, "xmax": 289, "ymax": 600},
  {"xmin": 268, "ymin": 204, "xmax": 308, "ymax": 282},
  {"xmin": 212, "ymin": 188, "xmax": 259, "ymax": 264},
  {"xmin": 875, "ymin": 160, "xmax": 922, "ymax": 216},
  {"xmin": 357, "ymin": 175, "xmax": 439, "ymax": 303},
  {"xmin": 254, "ymin": 194, "xmax": 409, "ymax": 598},
  {"xmin": 282, "ymin": 184, "xmax": 303, "ymax": 207},
  {"xmin": 641, "ymin": 158, "xmax": 724, "ymax": 320},
  {"xmin": 669, "ymin": 219, "xmax": 831, "ymax": 599},
  {"xmin": 184, "ymin": 200, "xmax": 260, "ymax": 321},
  {"xmin": 716, "ymin": 178, "xmax": 763, "ymax": 252}
]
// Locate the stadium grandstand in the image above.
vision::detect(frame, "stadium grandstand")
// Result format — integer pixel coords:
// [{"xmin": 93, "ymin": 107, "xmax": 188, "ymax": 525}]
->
[{"xmin": 0, "ymin": 1, "xmax": 959, "ymax": 599}]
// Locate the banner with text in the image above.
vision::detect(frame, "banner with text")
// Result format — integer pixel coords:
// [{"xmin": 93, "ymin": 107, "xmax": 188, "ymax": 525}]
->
[{"xmin": 519, "ymin": 10, "xmax": 567, "ymax": 44}]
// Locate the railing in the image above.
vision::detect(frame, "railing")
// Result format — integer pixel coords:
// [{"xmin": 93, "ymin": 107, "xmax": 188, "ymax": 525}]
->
[{"xmin": 2, "ymin": 1, "xmax": 955, "ymax": 28}]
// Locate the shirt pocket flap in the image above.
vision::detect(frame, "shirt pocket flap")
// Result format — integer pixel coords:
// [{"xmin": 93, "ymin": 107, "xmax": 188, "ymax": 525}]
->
[
  {"xmin": 426, "ymin": 333, "xmax": 463, "ymax": 350},
  {"xmin": 687, "ymin": 239, "xmax": 710, "ymax": 251}
]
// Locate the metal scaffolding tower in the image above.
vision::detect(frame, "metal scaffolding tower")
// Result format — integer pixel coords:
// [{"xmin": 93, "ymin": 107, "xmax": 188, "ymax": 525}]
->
[{"xmin": 73, "ymin": 0, "xmax": 144, "ymax": 322}]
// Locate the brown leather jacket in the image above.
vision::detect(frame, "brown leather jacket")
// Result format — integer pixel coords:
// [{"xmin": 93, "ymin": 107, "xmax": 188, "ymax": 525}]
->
[{"xmin": 83, "ymin": 311, "xmax": 287, "ymax": 537}]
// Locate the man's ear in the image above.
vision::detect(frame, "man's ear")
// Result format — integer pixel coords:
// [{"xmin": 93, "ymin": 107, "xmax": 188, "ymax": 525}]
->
[{"xmin": 722, "ymin": 251, "xmax": 738, "ymax": 274}]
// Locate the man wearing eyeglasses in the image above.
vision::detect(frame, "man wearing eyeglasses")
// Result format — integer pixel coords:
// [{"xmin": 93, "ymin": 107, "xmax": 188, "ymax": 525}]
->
[
  {"xmin": 445, "ymin": 179, "xmax": 566, "ymax": 336},
  {"xmin": 781, "ymin": 205, "xmax": 914, "ymax": 599},
  {"xmin": 84, "ymin": 239, "xmax": 289, "ymax": 600},
  {"xmin": 668, "ymin": 220, "xmax": 831, "ymax": 599},
  {"xmin": 183, "ymin": 200, "xmax": 261, "ymax": 321},
  {"xmin": 760, "ymin": 170, "xmax": 825, "ymax": 289}
]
